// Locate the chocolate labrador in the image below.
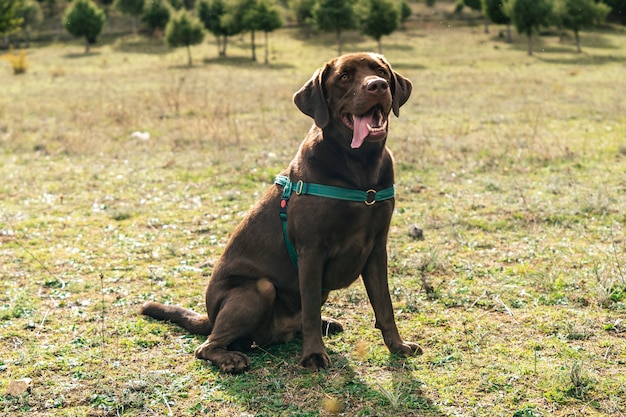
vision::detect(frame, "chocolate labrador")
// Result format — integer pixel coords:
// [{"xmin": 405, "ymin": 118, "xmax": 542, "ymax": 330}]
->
[{"xmin": 141, "ymin": 52, "xmax": 422, "ymax": 373}]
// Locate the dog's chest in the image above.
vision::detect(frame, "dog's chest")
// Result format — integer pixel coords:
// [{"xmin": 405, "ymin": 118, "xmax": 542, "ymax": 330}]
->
[{"xmin": 318, "ymin": 203, "xmax": 391, "ymax": 289}]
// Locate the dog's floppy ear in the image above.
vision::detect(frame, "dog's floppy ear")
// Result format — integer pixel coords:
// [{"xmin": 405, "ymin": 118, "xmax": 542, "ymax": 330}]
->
[
  {"xmin": 293, "ymin": 63, "xmax": 331, "ymax": 129},
  {"xmin": 380, "ymin": 56, "xmax": 412, "ymax": 118},
  {"xmin": 391, "ymin": 71, "xmax": 412, "ymax": 117}
]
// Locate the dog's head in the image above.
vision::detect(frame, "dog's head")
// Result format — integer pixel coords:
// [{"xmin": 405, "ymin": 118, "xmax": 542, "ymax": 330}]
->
[{"xmin": 293, "ymin": 52, "xmax": 412, "ymax": 149}]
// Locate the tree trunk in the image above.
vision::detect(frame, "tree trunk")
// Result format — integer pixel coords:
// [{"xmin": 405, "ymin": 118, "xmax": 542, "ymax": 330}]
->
[
  {"xmin": 251, "ymin": 30, "xmax": 256, "ymax": 62},
  {"xmin": 222, "ymin": 35, "xmax": 228, "ymax": 56},
  {"xmin": 264, "ymin": 31, "xmax": 269, "ymax": 64},
  {"xmin": 377, "ymin": 38, "xmax": 382, "ymax": 55},
  {"xmin": 505, "ymin": 24, "xmax": 511, "ymax": 43},
  {"xmin": 527, "ymin": 34, "xmax": 532, "ymax": 56},
  {"xmin": 215, "ymin": 35, "xmax": 222, "ymax": 56},
  {"xmin": 575, "ymin": 30, "xmax": 581, "ymax": 53},
  {"xmin": 85, "ymin": 38, "xmax": 90, "ymax": 54},
  {"xmin": 187, "ymin": 45, "xmax": 192, "ymax": 66},
  {"xmin": 484, "ymin": 18, "xmax": 489, "ymax": 34}
]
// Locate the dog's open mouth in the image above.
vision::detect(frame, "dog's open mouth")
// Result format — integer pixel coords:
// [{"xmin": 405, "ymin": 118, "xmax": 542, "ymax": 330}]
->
[{"xmin": 341, "ymin": 105, "xmax": 388, "ymax": 149}]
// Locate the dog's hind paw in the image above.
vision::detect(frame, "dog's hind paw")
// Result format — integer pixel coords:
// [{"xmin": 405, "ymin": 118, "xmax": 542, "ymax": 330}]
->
[
  {"xmin": 216, "ymin": 352, "xmax": 251, "ymax": 374},
  {"xmin": 321, "ymin": 317, "xmax": 343, "ymax": 336},
  {"xmin": 195, "ymin": 344, "xmax": 251, "ymax": 373}
]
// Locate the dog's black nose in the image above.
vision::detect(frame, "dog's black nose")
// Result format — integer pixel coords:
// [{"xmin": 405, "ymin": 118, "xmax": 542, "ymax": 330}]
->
[{"xmin": 366, "ymin": 78, "xmax": 389, "ymax": 95}]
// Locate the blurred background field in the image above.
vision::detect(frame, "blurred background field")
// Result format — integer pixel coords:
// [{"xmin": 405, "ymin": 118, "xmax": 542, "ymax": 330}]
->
[{"xmin": 1, "ymin": 1, "xmax": 626, "ymax": 416}]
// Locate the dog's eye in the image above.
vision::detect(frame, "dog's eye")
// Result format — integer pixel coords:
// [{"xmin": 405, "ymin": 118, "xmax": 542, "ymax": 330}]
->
[
  {"xmin": 377, "ymin": 68, "xmax": 388, "ymax": 77},
  {"xmin": 339, "ymin": 73, "xmax": 349, "ymax": 81}
]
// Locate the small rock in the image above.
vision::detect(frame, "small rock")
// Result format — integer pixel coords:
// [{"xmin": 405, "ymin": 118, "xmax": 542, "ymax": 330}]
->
[
  {"xmin": 408, "ymin": 224, "xmax": 424, "ymax": 240},
  {"xmin": 130, "ymin": 131, "xmax": 150, "ymax": 141},
  {"xmin": 126, "ymin": 379, "xmax": 149, "ymax": 391},
  {"xmin": 6, "ymin": 378, "xmax": 32, "ymax": 396}
]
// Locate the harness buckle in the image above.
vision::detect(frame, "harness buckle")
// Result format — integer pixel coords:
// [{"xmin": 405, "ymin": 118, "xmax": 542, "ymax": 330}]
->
[
  {"xmin": 365, "ymin": 189, "xmax": 377, "ymax": 205},
  {"xmin": 295, "ymin": 180, "xmax": 304, "ymax": 195}
]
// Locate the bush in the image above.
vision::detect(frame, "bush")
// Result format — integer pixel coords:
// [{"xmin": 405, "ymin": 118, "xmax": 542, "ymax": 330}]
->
[{"xmin": 1, "ymin": 47, "xmax": 28, "ymax": 74}]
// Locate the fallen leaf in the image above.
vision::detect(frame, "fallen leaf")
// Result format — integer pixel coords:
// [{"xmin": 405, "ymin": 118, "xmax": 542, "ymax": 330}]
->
[{"xmin": 6, "ymin": 378, "xmax": 32, "ymax": 396}]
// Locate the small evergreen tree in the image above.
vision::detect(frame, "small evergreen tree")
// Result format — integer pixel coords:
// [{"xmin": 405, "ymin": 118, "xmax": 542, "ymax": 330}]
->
[
  {"xmin": 554, "ymin": 0, "xmax": 609, "ymax": 52},
  {"xmin": 312, "ymin": 0, "xmax": 356, "ymax": 55},
  {"xmin": 399, "ymin": 0, "xmax": 412, "ymax": 25},
  {"xmin": 196, "ymin": 0, "xmax": 226, "ymax": 55},
  {"xmin": 197, "ymin": 0, "xmax": 241, "ymax": 56},
  {"xmin": 289, "ymin": 0, "xmax": 314, "ymax": 24},
  {"xmin": 236, "ymin": 0, "xmax": 260, "ymax": 61},
  {"xmin": 142, "ymin": 0, "xmax": 172, "ymax": 36},
  {"xmin": 244, "ymin": 0, "xmax": 282, "ymax": 64},
  {"xmin": 165, "ymin": 9, "xmax": 205, "ymax": 65},
  {"xmin": 63, "ymin": 0, "xmax": 106, "ymax": 53},
  {"xmin": 358, "ymin": 0, "xmax": 398, "ymax": 54},
  {"xmin": 114, "ymin": 0, "xmax": 144, "ymax": 33},
  {"xmin": 505, "ymin": 0, "xmax": 553, "ymax": 56},
  {"xmin": 482, "ymin": 0, "xmax": 511, "ymax": 42}
]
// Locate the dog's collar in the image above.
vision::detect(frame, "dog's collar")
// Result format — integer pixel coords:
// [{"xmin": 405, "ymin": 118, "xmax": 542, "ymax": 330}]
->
[
  {"xmin": 274, "ymin": 175, "xmax": 394, "ymax": 270},
  {"xmin": 274, "ymin": 175, "xmax": 394, "ymax": 206}
]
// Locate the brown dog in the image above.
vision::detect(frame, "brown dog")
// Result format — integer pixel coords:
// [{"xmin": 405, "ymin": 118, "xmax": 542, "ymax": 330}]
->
[{"xmin": 141, "ymin": 53, "xmax": 422, "ymax": 373}]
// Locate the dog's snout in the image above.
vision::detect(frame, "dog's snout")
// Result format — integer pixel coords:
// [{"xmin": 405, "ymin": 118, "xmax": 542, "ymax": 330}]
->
[{"xmin": 366, "ymin": 78, "xmax": 389, "ymax": 95}]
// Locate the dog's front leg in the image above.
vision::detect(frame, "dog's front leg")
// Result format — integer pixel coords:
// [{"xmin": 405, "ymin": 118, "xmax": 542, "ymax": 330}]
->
[
  {"xmin": 362, "ymin": 242, "xmax": 423, "ymax": 357},
  {"xmin": 298, "ymin": 255, "xmax": 332, "ymax": 370}
]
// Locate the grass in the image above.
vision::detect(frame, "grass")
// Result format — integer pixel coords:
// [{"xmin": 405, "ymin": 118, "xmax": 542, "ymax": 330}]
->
[{"xmin": 1, "ymin": 3, "xmax": 626, "ymax": 416}]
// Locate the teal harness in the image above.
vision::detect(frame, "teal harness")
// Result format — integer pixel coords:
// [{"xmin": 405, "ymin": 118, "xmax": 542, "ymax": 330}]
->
[{"xmin": 274, "ymin": 175, "xmax": 395, "ymax": 269}]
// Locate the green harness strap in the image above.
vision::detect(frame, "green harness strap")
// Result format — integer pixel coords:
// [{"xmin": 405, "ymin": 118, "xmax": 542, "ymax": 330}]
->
[{"xmin": 274, "ymin": 175, "xmax": 395, "ymax": 269}]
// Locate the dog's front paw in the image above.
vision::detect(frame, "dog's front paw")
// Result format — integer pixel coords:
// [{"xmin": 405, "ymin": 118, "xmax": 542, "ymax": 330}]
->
[
  {"xmin": 299, "ymin": 351, "xmax": 332, "ymax": 371},
  {"xmin": 391, "ymin": 341, "xmax": 423, "ymax": 357}
]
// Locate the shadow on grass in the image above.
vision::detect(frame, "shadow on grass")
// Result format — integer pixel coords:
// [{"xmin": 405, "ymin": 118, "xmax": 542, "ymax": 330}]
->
[
  {"xmin": 391, "ymin": 61, "xmax": 428, "ymax": 71},
  {"xmin": 210, "ymin": 339, "xmax": 445, "ymax": 416},
  {"xmin": 202, "ymin": 55, "xmax": 296, "ymax": 70},
  {"xmin": 110, "ymin": 35, "xmax": 170, "ymax": 55},
  {"xmin": 62, "ymin": 51, "xmax": 102, "ymax": 59},
  {"xmin": 502, "ymin": 29, "xmax": 626, "ymax": 64},
  {"xmin": 537, "ymin": 52, "xmax": 626, "ymax": 65}
]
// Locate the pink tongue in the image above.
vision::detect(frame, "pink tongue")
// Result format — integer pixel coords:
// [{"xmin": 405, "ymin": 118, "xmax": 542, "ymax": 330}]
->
[{"xmin": 351, "ymin": 113, "xmax": 374, "ymax": 149}]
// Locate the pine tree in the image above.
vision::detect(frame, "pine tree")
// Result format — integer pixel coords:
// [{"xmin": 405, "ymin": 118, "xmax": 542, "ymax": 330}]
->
[
  {"xmin": 554, "ymin": 0, "xmax": 609, "ymax": 52},
  {"xmin": 505, "ymin": 0, "xmax": 553, "ymax": 55},
  {"xmin": 63, "ymin": 0, "xmax": 106, "ymax": 53},
  {"xmin": 312, "ymin": 0, "xmax": 356, "ymax": 55},
  {"xmin": 358, "ymin": 0, "xmax": 398, "ymax": 54},
  {"xmin": 115, "ymin": 0, "xmax": 144, "ymax": 33},
  {"xmin": 0, "ymin": 0, "xmax": 24, "ymax": 36},
  {"xmin": 142, "ymin": 0, "xmax": 172, "ymax": 36},
  {"xmin": 243, "ymin": 0, "xmax": 282, "ymax": 64},
  {"xmin": 482, "ymin": 0, "xmax": 511, "ymax": 42},
  {"xmin": 165, "ymin": 9, "xmax": 205, "ymax": 66}
]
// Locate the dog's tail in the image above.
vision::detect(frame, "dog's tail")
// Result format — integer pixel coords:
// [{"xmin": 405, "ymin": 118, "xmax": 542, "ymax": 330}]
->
[{"xmin": 140, "ymin": 302, "xmax": 213, "ymax": 335}]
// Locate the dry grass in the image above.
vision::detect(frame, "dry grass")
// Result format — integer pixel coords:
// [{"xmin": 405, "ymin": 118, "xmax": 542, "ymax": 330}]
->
[{"xmin": 1, "ymin": 4, "xmax": 626, "ymax": 416}]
